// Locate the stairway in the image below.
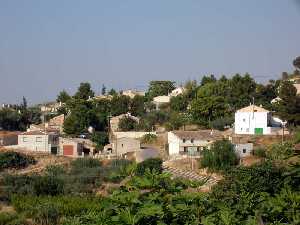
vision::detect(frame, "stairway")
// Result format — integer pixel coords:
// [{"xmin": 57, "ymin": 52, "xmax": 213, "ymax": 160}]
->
[{"xmin": 162, "ymin": 164, "xmax": 217, "ymax": 186}]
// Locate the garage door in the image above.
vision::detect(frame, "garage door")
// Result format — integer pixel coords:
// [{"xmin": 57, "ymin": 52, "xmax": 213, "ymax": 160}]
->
[{"xmin": 63, "ymin": 145, "xmax": 74, "ymax": 156}]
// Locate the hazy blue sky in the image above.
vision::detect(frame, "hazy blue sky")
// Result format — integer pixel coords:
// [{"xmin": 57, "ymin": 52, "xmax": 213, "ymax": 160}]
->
[{"xmin": 0, "ymin": 0, "xmax": 300, "ymax": 105}]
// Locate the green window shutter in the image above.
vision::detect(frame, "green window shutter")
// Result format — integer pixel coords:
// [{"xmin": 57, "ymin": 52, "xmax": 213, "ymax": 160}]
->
[{"xmin": 255, "ymin": 128, "xmax": 263, "ymax": 135}]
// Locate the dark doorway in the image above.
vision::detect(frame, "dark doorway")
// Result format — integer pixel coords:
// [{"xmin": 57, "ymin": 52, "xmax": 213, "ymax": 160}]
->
[
  {"xmin": 83, "ymin": 148, "xmax": 90, "ymax": 157},
  {"xmin": 51, "ymin": 146, "xmax": 58, "ymax": 155}
]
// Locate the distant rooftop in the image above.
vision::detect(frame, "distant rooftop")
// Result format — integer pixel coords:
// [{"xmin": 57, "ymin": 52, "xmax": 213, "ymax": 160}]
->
[
  {"xmin": 172, "ymin": 130, "xmax": 223, "ymax": 141},
  {"xmin": 237, "ymin": 105, "xmax": 269, "ymax": 113}
]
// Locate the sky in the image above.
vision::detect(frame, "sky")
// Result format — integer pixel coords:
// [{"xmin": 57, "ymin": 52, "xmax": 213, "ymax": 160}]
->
[{"xmin": 0, "ymin": 0, "xmax": 300, "ymax": 105}]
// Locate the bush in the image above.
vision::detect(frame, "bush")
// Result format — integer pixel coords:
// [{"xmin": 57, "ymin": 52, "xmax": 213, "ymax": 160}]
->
[
  {"xmin": 200, "ymin": 140, "xmax": 238, "ymax": 171},
  {"xmin": 136, "ymin": 158, "xmax": 163, "ymax": 176},
  {"xmin": 67, "ymin": 158, "xmax": 104, "ymax": 193},
  {"xmin": 91, "ymin": 131, "xmax": 109, "ymax": 150},
  {"xmin": 3, "ymin": 174, "xmax": 64, "ymax": 197},
  {"xmin": 253, "ymin": 147, "xmax": 266, "ymax": 158},
  {"xmin": 141, "ymin": 134, "xmax": 157, "ymax": 144},
  {"xmin": 33, "ymin": 175, "xmax": 65, "ymax": 196},
  {"xmin": 70, "ymin": 158, "xmax": 102, "ymax": 171},
  {"xmin": 11, "ymin": 195, "xmax": 105, "ymax": 218},
  {"xmin": 0, "ymin": 152, "xmax": 36, "ymax": 170},
  {"xmin": 266, "ymin": 142, "xmax": 294, "ymax": 161},
  {"xmin": 0, "ymin": 212, "xmax": 28, "ymax": 225},
  {"xmin": 210, "ymin": 117, "xmax": 234, "ymax": 131},
  {"xmin": 33, "ymin": 203, "xmax": 60, "ymax": 225},
  {"xmin": 2, "ymin": 174, "xmax": 36, "ymax": 197},
  {"xmin": 118, "ymin": 116, "xmax": 138, "ymax": 131}
]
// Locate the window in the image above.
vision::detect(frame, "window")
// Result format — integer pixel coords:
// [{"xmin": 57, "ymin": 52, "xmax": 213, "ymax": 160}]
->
[
  {"xmin": 121, "ymin": 144, "xmax": 124, "ymax": 148},
  {"xmin": 184, "ymin": 147, "xmax": 188, "ymax": 152},
  {"xmin": 23, "ymin": 137, "xmax": 28, "ymax": 142},
  {"xmin": 246, "ymin": 128, "xmax": 249, "ymax": 132},
  {"xmin": 191, "ymin": 138, "xmax": 194, "ymax": 143},
  {"xmin": 243, "ymin": 118, "xmax": 246, "ymax": 122},
  {"xmin": 243, "ymin": 149, "xmax": 246, "ymax": 154},
  {"xmin": 36, "ymin": 137, "xmax": 43, "ymax": 143},
  {"xmin": 183, "ymin": 139, "xmax": 186, "ymax": 143}
]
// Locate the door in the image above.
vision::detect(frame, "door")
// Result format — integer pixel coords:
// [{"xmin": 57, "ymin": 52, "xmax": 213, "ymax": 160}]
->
[
  {"xmin": 63, "ymin": 145, "xmax": 74, "ymax": 156},
  {"xmin": 51, "ymin": 147, "xmax": 58, "ymax": 155},
  {"xmin": 255, "ymin": 128, "xmax": 263, "ymax": 135}
]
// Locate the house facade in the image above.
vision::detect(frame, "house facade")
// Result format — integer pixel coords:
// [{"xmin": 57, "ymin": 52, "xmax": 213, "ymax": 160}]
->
[
  {"xmin": 168, "ymin": 130, "xmax": 223, "ymax": 155},
  {"xmin": 59, "ymin": 138, "xmax": 95, "ymax": 158},
  {"xmin": 234, "ymin": 143, "xmax": 253, "ymax": 158},
  {"xmin": 122, "ymin": 90, "xmax": 145, "ymax": 99},
  {"xmin": 169, "ymin": 87, "xmax": 185, "ymax": 97},
  {"xmin": 152, "ymin": 96, "xmax": 171, "ymax": 110},
  {"xmin": 18, "ymin": 131, "xmax": 59, "ymax": 154},
  {"xmin": 103, "ymin": 137, "xmax": 140, "ymax": 156},
  {"xmin": 234, "ymin": 105, "xmax": 282, "ymax": 135}
]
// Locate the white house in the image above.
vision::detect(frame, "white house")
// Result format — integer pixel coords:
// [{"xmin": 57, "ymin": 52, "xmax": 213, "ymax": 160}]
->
[
  {"xmin": 168, "ymin": 130, "xmax": 223, "ymax": 156},
  {"xmin": 122, "ymin": 90, "xmax": 145, "ymax": 99},
  {"xmin": 18, "ymin": 131, "xmax": 59, "ymax": 154},
  {"xmin": 152, "ymin": 95, "xmax": 171, "ymax": 110},
  {"xmin": 234, "ymin": 143, "xmax": 253, "ymax": 158},
  {"xmin": 234, "ymin": 105, "xmax": 282, "ymax": 135},
  {"xmin": 169, "ymin": 87, "xmax": 185, "ymax": 97}
]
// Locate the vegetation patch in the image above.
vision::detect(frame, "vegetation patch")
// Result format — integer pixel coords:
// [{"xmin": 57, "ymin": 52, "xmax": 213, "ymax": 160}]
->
[{"xmin": 0, "ymin": 151, "xmax": 36, "ymax": 171}]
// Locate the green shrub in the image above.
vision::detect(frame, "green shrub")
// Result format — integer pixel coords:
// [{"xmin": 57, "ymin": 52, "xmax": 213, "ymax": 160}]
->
[
  {"xmin": 0, "ymin": 212, "xmax": 28, "ymax": 225},
  {"xmin": 70, "ymin": 158, "xmax": 102, "ymax": 171},
  {"xmin": 33, "ymin": 175, "xmax": 65, "ymax": 196},
  {"xmin": 2, "ymin": 174, "xmax": 36, "ymax": 197},
  {"xmin": 141, "ymin": 134, "xmax": 157, "ymax": 144},
  {"xmin": 210, "ymin": 117, "xmax": 234, "ymax": 131},
  {"xmin": 3, "ymin": 174, "xmax": 64, "ymax": 197},
  {"xmin": 0, "ymin": 152, "xmax": 36, "ymax": 170},
  {"xmin": 136, "ymin": 158, "xmax": 163, "ymax": 176},
  {"xmin": 253, "ymin": 147, "xmax": 266, "ymax": 158},
  {"xmin": 266, "ymin": 142, "xmax": 294, "ymax": 161},
  {"xmin": 45, "ymin": 165, "xmax": 65, "ymax": 177},
  {"xmin": 33, "ymin": 202, "xmax": 60, "ymax": 225},
  {"xmin": 11, "ymin": 195, "xmax": 106, "ymax": 217},
  {"xmin": 200, "ymin": 139, "xmax": 238, "ymax": 171}
]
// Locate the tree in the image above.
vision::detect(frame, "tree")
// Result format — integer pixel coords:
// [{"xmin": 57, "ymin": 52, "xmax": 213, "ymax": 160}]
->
[
  {"xmin": 118, "ymin": 116, "xmax": 138, "ymax": 131},
  {"xmin": 110, "ymin": 95, "xmax": 131, "ymax": 116},
  {"xmin": 276, "ymin": 81, "xmax": 300, "ymax": 125},
  {"xmin": 136, "ymin": 158, "xmax": 163, "ymax": 175},
  {"xmin": 0, "ymin": 108, "xmax": 22, "ymax": 130},
  {"xmin": 190, "ymin": 96, "xmax": 228, "ymax": 126},
  {"xmin": 74, "ymin": 82, "xmax": 94, "ymax": 100},
  {"xmin": 200, "ymin": 139, "xmax": 238, "ymax": 171},
  {"xmin": 21, "ymin": 96, "xmax": 27, "ymax": 111},
  {"xmin": 108, "ymin": 88, "xmax": 117, "ymax": 96},
  {"xmin": 200, "ymin": 74, "xmax": 216, "ymax": 86},
  {"xmin": 184, "ymin": 79, "xmax": 197, "ymax": 100},
  {"xmin": 130, "ymin": 95, "xmax": 146, "ymax": 117},
  {"xmin": 56, "ymin": 90, "xmax": 71, "ymax": 103},
  {"xmin": 101, "ymin": 84, "xmax": 106, "ymax": 95},
  {"xmin": 293, "ymin": 56, "xmax": 300, "ymax": 70},
  {"xmin": 91, "ymin": 131, "xmax": 108, "ymax": 150},
  {"xmin": 165, "ymin": 112, "xmax": 187, "ymax": 131},
  {"xmin": 63, "ymin": 99, "xmax": 94, "ymax": 134},
  {"xmin": 146, "ymin": 81, "xmax": 175, "ymax": 100},
  {"xmin": 170, "ymin": 95, "xmax": 188, "ymax": 112}
]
